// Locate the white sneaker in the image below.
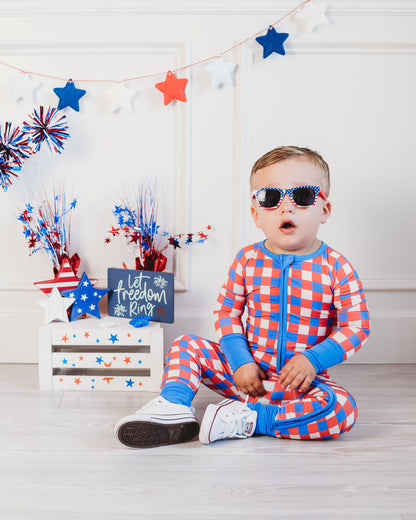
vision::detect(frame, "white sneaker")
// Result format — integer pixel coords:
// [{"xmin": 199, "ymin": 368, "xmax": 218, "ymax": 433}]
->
[
  {"xmin": 115, "ymin": 396, "xmax": 200, "ymax": 448},
  {"xmin": 199, "ymin": 398, "xmax": 257, "ymax": 444}
]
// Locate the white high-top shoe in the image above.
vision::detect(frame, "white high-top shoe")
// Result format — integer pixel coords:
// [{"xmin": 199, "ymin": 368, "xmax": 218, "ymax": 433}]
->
[
  {"xmin": 115, "ymin": 396, "xmax": 199, "ymax": 448},
  {"xmin": 199, "ymin": 398, "xmax": 257, "ymax": 444}
]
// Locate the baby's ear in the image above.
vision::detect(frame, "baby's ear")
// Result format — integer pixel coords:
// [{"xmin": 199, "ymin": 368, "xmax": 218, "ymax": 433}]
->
[
  {"xmin": 251, "ymin": 205, "xmax": 262, "ymax": 229},
  {"xmin": 320, "ymin": 200, "xmax": 332, "ymax": 224}
]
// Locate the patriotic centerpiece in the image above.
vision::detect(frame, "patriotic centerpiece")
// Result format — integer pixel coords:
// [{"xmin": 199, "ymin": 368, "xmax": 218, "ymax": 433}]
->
[
  {"xmin": 17, "ymin": 187, "xmax": 82, "ymax": 298},
  {"xmin": 106, "ymin": 179, "xmax": 211, "ymax": 272}
]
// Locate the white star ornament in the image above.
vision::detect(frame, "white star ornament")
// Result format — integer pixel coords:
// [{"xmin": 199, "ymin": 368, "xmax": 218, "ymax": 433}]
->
[
  {"xmin": 37, "ymin": 287, "xmax": 75, "ymax": 324},
  {"xmin": 205, "ymin": 58, "xmax": 237, "ymax": 88},
  {"xmin": 292, "ymin": 0, "xmax": 329, "ymax": 37},
  {"xmin": 9, "ymin": 74, "xmax": 41, "ymax": 103}
]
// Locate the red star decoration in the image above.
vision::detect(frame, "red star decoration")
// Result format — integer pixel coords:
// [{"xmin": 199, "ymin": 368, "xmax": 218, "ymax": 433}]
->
[
  {"xmin": 61, "ymin": 335, "xmax": 69, "ymax": 343},
  {"xmin": 124, "ymin": 356, "xmax": 131, "ymax": 365},
  {"xmin": 74, "ymin": 378, "xmax": 81, "ymax": 385},
  {"xmin": 108, "ymin": 226, "xmax": 119, "ymax": 236},
  {"xmin": 34, "ymin": 257, "xmax": 80, "ymax": 295},
  {"xmin": 84, "ymin": 332, "xmax": 90, "ymax": 339},
  {"xmin": 155, "ymin": 71, "xmax": 188, "ymax": 105}
]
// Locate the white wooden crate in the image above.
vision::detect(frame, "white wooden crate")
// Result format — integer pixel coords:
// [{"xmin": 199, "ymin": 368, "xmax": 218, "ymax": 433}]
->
[{"xmin": 38, "ymin": 317, "xmax": 164, "ymax": 391}]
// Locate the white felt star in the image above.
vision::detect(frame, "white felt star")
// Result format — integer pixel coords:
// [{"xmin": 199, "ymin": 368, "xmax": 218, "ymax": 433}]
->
[
  {"xmin": 9, "ymin": 74, "xmax": 41, "ymax": 103},
  {"xmin": 37, "ymin": 287, "xmax": 75, "ymax": 324},
  {"xmin": 205, "ymin": 58, "xmax": 237, "ymax": 88},
  {"xmin": 104, "ymin": 83, "xmax": 137, "ymax": 112},
  {"xmin": 292, "ymin": 0, "xmax": 329, "ymax": 37}
]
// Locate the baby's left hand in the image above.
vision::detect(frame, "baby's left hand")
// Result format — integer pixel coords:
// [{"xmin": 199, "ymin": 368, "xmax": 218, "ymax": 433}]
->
[{"xmin": 278, "ymin": 354, "xmax": 316, "ymax": 393}]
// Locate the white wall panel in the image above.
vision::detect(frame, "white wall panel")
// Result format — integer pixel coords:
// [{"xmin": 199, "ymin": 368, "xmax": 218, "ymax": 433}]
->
[{"xmin": 0, "ymin": 1, "xmax": 415, "ymax": 363}]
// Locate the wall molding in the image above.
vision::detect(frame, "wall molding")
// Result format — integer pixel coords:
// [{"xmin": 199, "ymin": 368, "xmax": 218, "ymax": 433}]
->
[{"xmin": 0, "ymin": 0, "xmax": 415, "ymax": 17}]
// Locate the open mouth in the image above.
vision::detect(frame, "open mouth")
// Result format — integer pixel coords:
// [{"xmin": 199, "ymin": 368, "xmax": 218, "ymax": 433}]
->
[{"xmin": 280, "ymin": 221, "xmax": 295, "ymax": 230}]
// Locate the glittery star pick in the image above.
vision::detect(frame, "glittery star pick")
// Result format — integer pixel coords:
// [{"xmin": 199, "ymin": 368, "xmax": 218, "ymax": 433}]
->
[
  {"xmin": 204, "ymin": 58, "xmax": 237, "ymax": 88},
  {"xmin": 155, "ymin": 71, "xmax": 188, "ymax": 105},
  {"xmin": 62, "ymin": 272, "xmax": 108, "ymax": 320},
  {"xmin": 292, "ymin": 0, "xmax": 329, "ymax": 37},
  {"xmin": 53, "ymin": 79, "xmax": 86, "ymax": 112},
  {"xmin": 255, "ymin": 26, "xmax": 289, "ymax": 58},
  {"xmin": 9, "ymin": 74, "xmax": 41, "ymax": 103},
  {"xmin": 37, "ymin": 287, "xmax": 75, "ymax": 324}
]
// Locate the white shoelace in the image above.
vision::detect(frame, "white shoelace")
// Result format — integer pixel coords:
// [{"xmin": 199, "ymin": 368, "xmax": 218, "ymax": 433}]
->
[{"xmin": 222, "ymin": 397, "xmax": 252, "ymax": 438}]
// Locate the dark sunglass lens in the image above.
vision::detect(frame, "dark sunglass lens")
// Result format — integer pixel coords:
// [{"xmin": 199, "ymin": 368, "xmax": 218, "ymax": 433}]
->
[
  {"xmin": 258, "ymin": 189, "xmax": 281, "ymax": 208},
  {"xmin": 292, "ymin": 187, "xmax": 316, "ymax": 206}
]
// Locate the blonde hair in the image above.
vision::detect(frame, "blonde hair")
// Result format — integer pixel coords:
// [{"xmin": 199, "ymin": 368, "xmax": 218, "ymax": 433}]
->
[{"xmin": 250, "ymin": 146, "xmax": 330, "ymax": 195}]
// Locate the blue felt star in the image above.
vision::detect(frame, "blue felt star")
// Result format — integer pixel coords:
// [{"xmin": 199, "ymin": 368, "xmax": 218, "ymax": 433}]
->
[
  {"xmin": 125, "ymin": 378, "xmax": 135, "ymax": 388},
  {"xmin": 53, "ymin": 79, "xmax": 86, "ymax": 112},
  {"xmin": 108, "ymin": 334, "xmax": 119, "ymax": 344},
  {"xmin": 256, "ymin": 26, "xmax": 289, "ymax": 58},
  {"xmin": 62, "ymin": 272, "xmax": 108, "ymax": 320},
  {"xmin": 96, "ymin": 356, "xmax": 103, "ymax": 365}
]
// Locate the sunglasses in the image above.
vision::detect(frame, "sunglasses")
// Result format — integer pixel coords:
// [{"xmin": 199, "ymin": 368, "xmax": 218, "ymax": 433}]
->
[{"xmin": 251, "ymin": 185, "xmax": 327, "ymax": 209}]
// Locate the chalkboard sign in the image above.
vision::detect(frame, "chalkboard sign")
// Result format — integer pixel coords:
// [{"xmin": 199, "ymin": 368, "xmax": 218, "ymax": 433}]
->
[{"xmin": 107, "ymin": 268, "xmax": 174, "ymax": 323}]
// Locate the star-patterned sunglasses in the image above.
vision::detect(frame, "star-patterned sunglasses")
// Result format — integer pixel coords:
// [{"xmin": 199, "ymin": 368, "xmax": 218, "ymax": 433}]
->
[{"xmin": 251, "ymin": 185, "xmax": 327, "ymax": 210}]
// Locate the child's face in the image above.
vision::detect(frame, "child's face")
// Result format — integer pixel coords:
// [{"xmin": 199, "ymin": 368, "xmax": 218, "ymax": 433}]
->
[{"xmin": 250, "ymin": 157, "xmax": 331, "ymax": 256}]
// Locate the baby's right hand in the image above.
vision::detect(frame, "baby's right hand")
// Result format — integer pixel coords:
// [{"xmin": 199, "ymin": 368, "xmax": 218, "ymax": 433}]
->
[{"xmin": 233, "ymin": 362, "xmax": 266, "ymax": 397}]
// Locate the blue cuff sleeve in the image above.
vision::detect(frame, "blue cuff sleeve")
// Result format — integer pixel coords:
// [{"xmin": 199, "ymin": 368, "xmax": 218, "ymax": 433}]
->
[
  {"xmin": 302, "ymin": 337, "xmax": 345, "ymax": 373},
  {"xmin": 219, "ymin": 334, "xmax": 254, "ymax": 372}
]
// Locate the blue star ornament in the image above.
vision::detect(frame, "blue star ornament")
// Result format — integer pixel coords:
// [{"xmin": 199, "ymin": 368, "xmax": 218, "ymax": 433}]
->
[
  {"xmin": 256, "ymin": 26, "xmax": 289, "ymax": 58},
  {"xmin": 53, "ymin": 79, "xmax": 86, "ymax": 112},
  {"xmin": 62, "ymin": 272, "xmax": 108, "ymax": 320}
]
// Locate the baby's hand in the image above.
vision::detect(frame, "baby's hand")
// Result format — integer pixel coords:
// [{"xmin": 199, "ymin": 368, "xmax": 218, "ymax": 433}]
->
[
  {"xmin": 278, "ymin": 354, "xmax": 316, "ymax": 393},
  {"xmin": 233, "ymin": 362, "xmax": 266, "ymax": 397}
]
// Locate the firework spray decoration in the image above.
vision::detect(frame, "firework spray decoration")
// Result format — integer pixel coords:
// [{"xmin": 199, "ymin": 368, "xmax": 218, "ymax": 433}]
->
[{"xmin": 23, "ymin": 106, "xmax": 69, "ymax": 154}]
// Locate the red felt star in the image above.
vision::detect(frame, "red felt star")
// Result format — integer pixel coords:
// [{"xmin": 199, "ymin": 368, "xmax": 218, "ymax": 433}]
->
[{"xmin": 155, "ymin": 71, "xmax": 188, "ymax": 105}]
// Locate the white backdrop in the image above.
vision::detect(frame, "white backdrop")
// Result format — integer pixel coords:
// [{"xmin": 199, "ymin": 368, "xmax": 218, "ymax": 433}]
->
[{"xmin": 0, "ymin": 0, "xmax": 415, "ymax": 363}]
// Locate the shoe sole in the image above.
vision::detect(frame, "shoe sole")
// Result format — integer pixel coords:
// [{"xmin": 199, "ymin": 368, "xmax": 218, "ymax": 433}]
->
[{"xmin": 117, "ymin": 420, "xmax": 200, "ymax": 449}]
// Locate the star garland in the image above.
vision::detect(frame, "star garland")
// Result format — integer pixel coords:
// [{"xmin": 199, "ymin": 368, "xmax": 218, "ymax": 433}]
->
[{"xmin": 0, "ymin": 0, "xmax": 328, "ymax": 110}]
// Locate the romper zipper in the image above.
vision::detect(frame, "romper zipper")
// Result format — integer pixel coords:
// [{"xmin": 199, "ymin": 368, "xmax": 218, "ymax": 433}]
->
[{"xmin": 276, "ymin": 255, "xmax": 294, "ymax": 373}]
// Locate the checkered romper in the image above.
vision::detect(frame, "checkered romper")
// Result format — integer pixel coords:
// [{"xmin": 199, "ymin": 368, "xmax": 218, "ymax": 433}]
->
[{"xmin": 162, "ymin": 241, "xmax": 370, "ymax": 440}]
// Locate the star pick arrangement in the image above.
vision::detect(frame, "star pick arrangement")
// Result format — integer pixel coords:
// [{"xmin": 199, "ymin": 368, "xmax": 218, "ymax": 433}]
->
[{"xmin": 105, "ymin": 179, "xmax": 211, "ymax": 272}]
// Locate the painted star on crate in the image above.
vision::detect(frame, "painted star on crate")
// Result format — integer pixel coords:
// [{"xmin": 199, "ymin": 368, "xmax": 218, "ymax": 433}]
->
[
  {"xmin": 37, "ymin": 287, "xmax": 75, "ymax": 324},
  {"xmin": 62, "ymin": 272, "xmax": 108, "ymax": 320},
  {"xmin": 155, "ymin": 71, "xmax": 188, "ymax": 105},
  {"xmin": 53, "ymin": 79, "xmax": 86, "ymax": 112},
  {"xmin": 255, "ymin": 26, "xmax": 289, "ymax": 58}
]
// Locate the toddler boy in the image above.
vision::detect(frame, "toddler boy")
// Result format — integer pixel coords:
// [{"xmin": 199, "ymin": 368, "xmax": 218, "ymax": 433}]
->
[{"xmin": 115, "ymin": 146, "xmax": 370, "ymax": 448}]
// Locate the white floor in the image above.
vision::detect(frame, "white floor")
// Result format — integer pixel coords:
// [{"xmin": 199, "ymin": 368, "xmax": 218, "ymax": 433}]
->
[{"xmin": 0, "ymin": 364, "xmax": 415, "ymax": 520}]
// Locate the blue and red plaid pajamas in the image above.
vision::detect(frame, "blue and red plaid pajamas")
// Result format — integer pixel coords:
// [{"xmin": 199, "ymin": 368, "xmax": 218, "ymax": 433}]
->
[{"xmin": 161, "ymin": 241, "xmax": 370, "ymax": 440}]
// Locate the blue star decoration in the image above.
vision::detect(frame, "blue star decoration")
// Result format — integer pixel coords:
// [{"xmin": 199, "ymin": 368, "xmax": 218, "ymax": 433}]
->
[
  {"xmin": 108, "ymin": 334, "xmax": 119, "ymax": 344},
  {"xmin": 256, "ymin": 26, "xmax": 289, "ymax": 58},
  {"xmin": 53, "ymin": 79, "xmax": 86, "ymax": 112},
  {"xmin": 62, "ymin": 272, "xmax": 109, "ymax": 321},
  {"xmin": 125, "ymin": 378, "xmax": 135, "ymax": 388}
]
